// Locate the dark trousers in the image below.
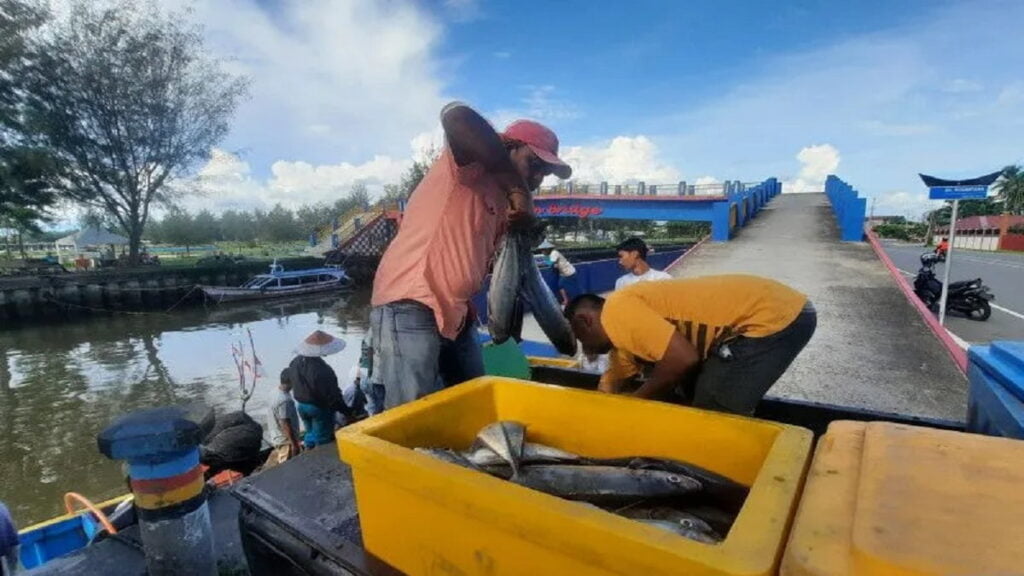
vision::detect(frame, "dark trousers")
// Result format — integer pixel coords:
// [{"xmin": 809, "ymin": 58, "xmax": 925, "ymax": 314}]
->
[{"xmin": 687, "ymin": 301, "xmax": 817, "ymax": 415}]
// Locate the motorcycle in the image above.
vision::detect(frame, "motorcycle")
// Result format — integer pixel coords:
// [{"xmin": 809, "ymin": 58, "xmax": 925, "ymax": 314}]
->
[{"xmin": 913, "ymin": 253, "xmax": 993, "ymax": 321}]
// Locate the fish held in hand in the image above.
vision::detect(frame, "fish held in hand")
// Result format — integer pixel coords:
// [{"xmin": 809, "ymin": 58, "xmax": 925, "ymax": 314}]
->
[
  {"xmin": 487, "ymin": 232, "xmax": 530, "ymax": 345},
  {"xmin": 486, "ymin": 228, "xmax": 577, "ymax": 356}
]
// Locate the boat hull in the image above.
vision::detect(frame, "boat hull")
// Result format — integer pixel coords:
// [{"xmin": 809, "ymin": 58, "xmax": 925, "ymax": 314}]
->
[{"xmin": 200, "ymin": 281, "xmax": 347, "ymax": 303}]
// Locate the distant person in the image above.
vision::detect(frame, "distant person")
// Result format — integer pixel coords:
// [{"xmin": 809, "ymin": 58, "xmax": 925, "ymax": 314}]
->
[
  {"xmin": 565, "ymin": 275, "xmax": 816, "ymax": 415},
  {"xmin": 371, "ymin": 101, "xmax": 572, "ymax": 410},
  {"xmin": 538, "ymin": 240, "xmax": 579, "ymax": 306},
  {"xmin": 0, "ymin": 501, "xmax": 17, "ymax": 576},
  {"xmin": 289, "ymin": 330, "xmax": 353, "ymax": 448},
  {"xmin": 614, "ymin": 237, "xmax": 672, "ymax": 290},
  {"xmin": 936, "ymin": 237, "xmax": 949, "ymax": 258},
  {"xmin": 264, "ymin": 368, "xmax": 302, "ymax": 469},
  {"xmin": 347, "ymin": 338, "xmax": 381, "ymax": 417}
]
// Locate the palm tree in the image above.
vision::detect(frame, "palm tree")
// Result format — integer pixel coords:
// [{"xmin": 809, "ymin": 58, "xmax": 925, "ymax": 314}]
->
[{"xmin": 994, "ymin": 165, "xmax": 1024, "ymax": 215}]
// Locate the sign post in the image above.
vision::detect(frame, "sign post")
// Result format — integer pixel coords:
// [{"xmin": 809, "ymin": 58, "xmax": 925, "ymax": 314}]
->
[
  {"xmin": 925, "ymin": 183, "xmax": 991, "ymax": 326},
  {"xmin": 938, "ymin": 199, "xmax": 958, "ymax": 325}
]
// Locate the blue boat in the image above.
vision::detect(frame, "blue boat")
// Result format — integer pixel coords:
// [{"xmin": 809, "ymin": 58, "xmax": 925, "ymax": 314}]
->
[{"xmin": 199, "ymin": 262, "xmax": 353, "ymax": 303}]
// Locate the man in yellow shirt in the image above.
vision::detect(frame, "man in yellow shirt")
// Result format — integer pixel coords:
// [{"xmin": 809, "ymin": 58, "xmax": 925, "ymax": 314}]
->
[{"xmin": 564, "ymin": 275, "xmax": 816, "ymax": 415}]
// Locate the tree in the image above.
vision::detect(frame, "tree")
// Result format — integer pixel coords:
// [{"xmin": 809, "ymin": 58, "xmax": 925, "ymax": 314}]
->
[
  {"xmin": 159, "ymin": 208, "xmax": 199, "ymax": 254},
  {"xmin": 192, "ymin": 209, "xmax": 220, "ymax": 243},
  {"xmin": 260, "ymin": 204, "xmax": 302, "ymax": 242},
  {"xmin": 295, "ymin": 202, "xmax": 334, "ymax": 233},
  {"xmin": 349, "ymin": 182, "xmax": 371, "ymax": 209},
  {"xmin": 0, "ymin": 1, "xmax": 57, "ymax": 232},
  {"xmin": 21, "ymin": 0, "xmax": 248, "ymax": 263},
  {"xmin": 219, "ymin": 209, "xmax": 254, "ymax": 242},
  {"xmin": 994, "ymin": 165, "xmax": 1024, "ymax": 215},
  {"xmin": 925, "ymin": 198, "xmax": 1002, "ymax": 226}
]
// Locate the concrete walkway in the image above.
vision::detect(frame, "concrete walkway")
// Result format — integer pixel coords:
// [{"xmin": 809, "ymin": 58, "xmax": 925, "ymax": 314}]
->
[{"xmin": 670, "ymin": 193, "xmax": 966, "ymax": 420}]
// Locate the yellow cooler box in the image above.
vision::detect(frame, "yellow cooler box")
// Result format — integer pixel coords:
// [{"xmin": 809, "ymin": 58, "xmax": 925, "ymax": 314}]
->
[
  {"xmin": 782, "ymin": 421, "xmax": 1024, "ymax": 576},
  {"xmin": 338, "ymin": 377, "xmax": 813, "ymax": 576}
]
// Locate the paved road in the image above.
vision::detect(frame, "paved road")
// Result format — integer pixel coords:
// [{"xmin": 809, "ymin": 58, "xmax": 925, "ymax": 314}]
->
[{"xmin": 879, "ymin": 240, "xmax": 1024, "ymax": 344}]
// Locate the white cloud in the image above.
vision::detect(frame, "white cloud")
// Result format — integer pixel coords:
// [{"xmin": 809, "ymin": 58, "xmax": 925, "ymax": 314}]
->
[
  {"xmin": 179, "ymin": 0, "xmax": 447, "ymax": 169},
  {"xmin": 492, "ymin": 85, "xmax": 581, "ymax": 128},
  {"xmin": 998, "ymin": 81, "xmax": 1024, "ymax": 106},
  {"xmin": 181, "ymin": 148, "xmax": 411, "ymax": 213},
  {"xmin": 653, "ymin": 2, "xmax": 1024, "ymax": 201},
  {"xmin": 942, "ymin": 78, "xmax": 983, "ymax": 94},
  {"xmin": 871, "ymin": 190, "xmax": 935, "ymax": 222},
  {"xmin": 784, "ymin": 144, "xmax": 840, "ymax": 193},
  {"xmin": 694, "ymin": 176, "xmax": 719, "ymax": 185},
  {"xmin": 555, "ymin": 136, "xmax": 681, "ymax": 185}
]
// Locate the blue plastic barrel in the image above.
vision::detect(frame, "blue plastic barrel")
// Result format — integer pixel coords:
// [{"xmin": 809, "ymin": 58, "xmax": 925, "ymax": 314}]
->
[{"xmin": 967, "ymin": 341, "xmax": 1024, "ymax": 439}]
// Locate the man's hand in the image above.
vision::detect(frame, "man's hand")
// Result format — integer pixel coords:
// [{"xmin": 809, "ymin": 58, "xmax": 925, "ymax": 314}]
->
[
  {"xmin": 506, "ymin": 187, "xmax": 536, "ymax": 230},
  {"xmin": 632, "ymin": 332, "xmax": 700, "ymax": 400}
]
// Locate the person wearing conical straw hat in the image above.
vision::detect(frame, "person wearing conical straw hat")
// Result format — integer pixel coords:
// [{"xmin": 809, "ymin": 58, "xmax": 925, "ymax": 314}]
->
[{"xmin": 288, "ymin": 330, "xmax": 354, "ymax": 448}]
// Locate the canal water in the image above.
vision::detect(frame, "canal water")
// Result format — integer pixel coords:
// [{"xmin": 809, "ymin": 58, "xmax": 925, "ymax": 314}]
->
[{"xmin": 0, "ymin": 289, "xmax": 373, "ymax": 526}]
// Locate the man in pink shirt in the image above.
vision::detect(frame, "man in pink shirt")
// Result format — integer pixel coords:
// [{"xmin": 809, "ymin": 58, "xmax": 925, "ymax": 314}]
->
[{"xmin": 369, "ymin": 102, "xmax": 572, "ymax": 410}]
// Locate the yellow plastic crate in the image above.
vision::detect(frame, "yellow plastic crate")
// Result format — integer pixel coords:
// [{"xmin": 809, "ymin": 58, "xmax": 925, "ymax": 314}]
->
[
  {"xmin": 782, "ymin": 421, "xmax": 1024, "ymax": 576},
  {"xmin": 337, "ymin": 377, "xmax": 813, "ymax": 576}
]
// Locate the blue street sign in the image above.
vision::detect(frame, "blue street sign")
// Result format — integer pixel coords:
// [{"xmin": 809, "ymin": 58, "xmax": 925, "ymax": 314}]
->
[{"xmin": 929, "ymin": 185, "xmax": 989, "ymax": 200}]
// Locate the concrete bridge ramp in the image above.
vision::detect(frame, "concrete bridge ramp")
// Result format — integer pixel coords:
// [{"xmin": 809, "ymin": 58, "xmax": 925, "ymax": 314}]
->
[{"xmin": 671, "ymin": 193, "xmax": 966, "ymax": 421}]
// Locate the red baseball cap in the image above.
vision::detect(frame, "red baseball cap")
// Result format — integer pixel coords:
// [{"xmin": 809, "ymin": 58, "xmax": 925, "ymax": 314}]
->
[{"xmin": 502, "ymin": 120, "xmax": 572, "ymax": 179}]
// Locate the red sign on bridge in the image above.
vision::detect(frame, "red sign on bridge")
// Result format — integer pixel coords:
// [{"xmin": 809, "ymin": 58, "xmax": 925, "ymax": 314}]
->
[{"xmin": 534, "ymin": 204, "xmax": 604, "ymax": 218}]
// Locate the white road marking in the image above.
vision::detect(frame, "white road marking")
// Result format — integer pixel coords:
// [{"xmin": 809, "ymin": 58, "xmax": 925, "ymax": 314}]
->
[
  {"xmin": 946, "ymin": 330, "xmax": 969, "ymax": 350},
  {"xmin": 991, "ymin": 302, "xmax": 1024, "ymax": 321}
]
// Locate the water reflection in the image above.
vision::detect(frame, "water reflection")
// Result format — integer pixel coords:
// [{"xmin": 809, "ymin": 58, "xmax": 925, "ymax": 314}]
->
[{"xmin": 0, "ymin": 290, "xmax": 372, "ymax": 526}]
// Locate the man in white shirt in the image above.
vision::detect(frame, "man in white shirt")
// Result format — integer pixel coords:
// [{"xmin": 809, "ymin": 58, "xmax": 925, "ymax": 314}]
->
[{"xmin": 614, "ymin": 237, "xmax": 672, "ymax": 290}]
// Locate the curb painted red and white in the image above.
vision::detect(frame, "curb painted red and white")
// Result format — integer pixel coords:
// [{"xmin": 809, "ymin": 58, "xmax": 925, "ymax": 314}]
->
[
  {"xmin": 865, "ymin": 228, "xmax": 968, "ymax": 374},
  {"xmin": 666, "ymin": 234, "xmax": 710, "ymax": 272}
]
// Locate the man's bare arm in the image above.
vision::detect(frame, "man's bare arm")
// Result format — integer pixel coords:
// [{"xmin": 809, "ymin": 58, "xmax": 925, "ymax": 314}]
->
[
  {"xmin": 441, "ymin": 102, "xmax": 518, "ymax": 173},
  {"xmin": 632, "ymin": 333, "xmax": 701, "ymax": 400},
  {"xmin": 279, "ymin": 418, "xmax": 300, "ymax": 453}
]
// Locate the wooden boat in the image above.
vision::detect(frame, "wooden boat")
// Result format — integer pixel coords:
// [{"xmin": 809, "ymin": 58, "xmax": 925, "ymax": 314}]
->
[
  {"xmin": 15, "ymin": 340, "xmax": 966, "ymax": 573},
  {"xmin": 199, "ymin": 262, "xmax": 352, "ymax": 303}
]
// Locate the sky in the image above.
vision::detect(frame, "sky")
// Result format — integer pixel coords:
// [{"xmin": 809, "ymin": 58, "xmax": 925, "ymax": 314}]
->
[{"xmin": 150, "ymin": 0, "xmax": 1023, "ymax": 220}]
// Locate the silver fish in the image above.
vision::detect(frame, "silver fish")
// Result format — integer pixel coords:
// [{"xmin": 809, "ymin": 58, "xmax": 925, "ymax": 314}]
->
[
  {"xmin": 620, "ymin": 507, "xmax": 723, "ymax": 544},
  {"xmin": 487, "ymin": 231, "xmax": 530, "ymax": 345},
  {"xmin": 487, "ymin": 229, "xmax": 577, "ymax": 356},
  {"xmin": 520, "ymin": 245, "xmax": 577, "ymax": 356},
  {"xmin": 511, "ymin": 465, "xmax": 701, "ymax": 504},
  {"xmin": 596, "ymin": 456, "xmax": 749, "ymax": 512},
  {"xmin": 466, "ymin": 441, "xmax": 581, "ymax": 468},
  {"xmin": 414, "ymin": 447, "xmax": 476, "ymax": 469},
  {"xmin": 475, "ymin": 421, "xmax": 526, "ymax": 474},
  {"xmin": 636, "ymin": 519, "xmax": 722, "ymax": 544}
]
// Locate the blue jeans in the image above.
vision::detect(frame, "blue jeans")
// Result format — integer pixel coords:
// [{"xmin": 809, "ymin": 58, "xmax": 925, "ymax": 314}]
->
[
  {"xmin": 370, "ymin": 300, "xmax": 484, "ymax": 410},
  {"xmin": 295, "ymin": 402, "xmax": 335, "ymax": 448}
]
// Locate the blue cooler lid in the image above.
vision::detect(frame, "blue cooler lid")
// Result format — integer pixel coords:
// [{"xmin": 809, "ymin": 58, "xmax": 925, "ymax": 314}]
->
[{"xmin": 969, "ymin": 341, "xmax": 1024, "ymax": 403}]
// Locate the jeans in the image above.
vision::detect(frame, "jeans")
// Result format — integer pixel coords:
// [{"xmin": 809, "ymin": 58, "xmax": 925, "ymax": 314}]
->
[
  {"xmin": 295, "ymin": 401, "xmax": 335, "ymax": 448},
  {"xmin": 370, "ymin": 300, "xmax": 484, "ymax": 410}
]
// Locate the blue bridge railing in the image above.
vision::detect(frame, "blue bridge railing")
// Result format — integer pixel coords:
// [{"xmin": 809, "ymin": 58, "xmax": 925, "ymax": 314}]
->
[{"xmin": 825, "ymin": 175, "xmax": 866, "ymax": 242}]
